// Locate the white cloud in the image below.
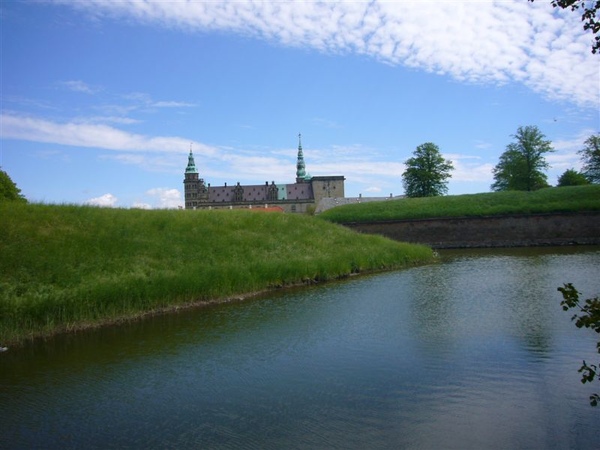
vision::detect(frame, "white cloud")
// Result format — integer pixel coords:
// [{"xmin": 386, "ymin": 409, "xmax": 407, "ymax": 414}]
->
[
  {"xmin": 0, "ymin": 113, "xmax": 216, "ymax": 155},
  {"xmin": 131, "ymin": 202, "xmax": 152, "ymax": 209},
  {"xmin": 146, "ymin": 188, "xmax": 182, "ymax": 209},
  {"xmin": 86, "ymin": 193, "xmax": 118, "ymax": 207},
  {"xmin": 120, "ymin": 92, "xmax": 196, "ymax": 110},
  {"xmin": 152, "ymin": 101, "xmax": 196, "ymax": 108},
  {"xmin": 547, "ymin": 152, "xmax": 582, "ymax": 171},
  {"xmin": 84, "ymin": 116, "xmax": 142, "ymax": 125},
  {"xmin": 551, "ymin": 129, "xmax": 596, "ymax": 152},
  {"xmin": 59, "ymin": 0, "xmax": 599, "ymax": 108},
  {"xmin": 60, "ymin": 80, "xmax": 97, "ymax": 94}
]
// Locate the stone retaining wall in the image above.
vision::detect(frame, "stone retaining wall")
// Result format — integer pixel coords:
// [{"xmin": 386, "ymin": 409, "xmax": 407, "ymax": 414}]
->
[{"xmin": 342, "ymin": 212, "xmax": 600, "ymax": 249}]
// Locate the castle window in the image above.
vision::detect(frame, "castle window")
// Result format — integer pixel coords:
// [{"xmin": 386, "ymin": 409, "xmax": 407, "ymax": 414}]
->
[
  {"xmin": 233, "ymin": 184, "xmax": 244, "ymax": 202},
  {"xmin": 267, "ymin": 184, "xmax": 278, "ymax": 201}
]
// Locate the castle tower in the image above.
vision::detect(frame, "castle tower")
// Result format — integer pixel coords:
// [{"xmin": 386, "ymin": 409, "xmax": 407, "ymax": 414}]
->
[
  {"xmin": 183, "ymin": 145, "xmax": 209, "ymax": 209},
  {"xmin": 296, "ymin": 133, "xmax": 308, "ymax": 183},
  {"xmin": 183, "ymin": 147, "xmax": 199, "ymax": 209}
]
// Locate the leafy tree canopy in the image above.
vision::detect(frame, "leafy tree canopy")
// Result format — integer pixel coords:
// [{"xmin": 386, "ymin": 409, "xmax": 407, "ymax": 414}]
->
[
  {"xmin": 529, "ymin": 0, "xmax": 600, "ymax": 54},
  {"xmin": 559, "ymin": 283, "xmax": 600, "ymax": 406},
  {"xmin": 557, "ymin": 168, "xmax": 591, "ymax": 186},
  {"xmin": 0, "ymin": 169, "xmax": 27, "ymax": 203},
  {"xmin": 579, "ymin": 133, "xmax": 600, "ymax": 183},
  {"xmin": 402, "ymin": 142, "xmax": 454, "ymax": 198},
  {"xmin": 492, "ymin": 125, "xmax": 553, "ymax": 192}
]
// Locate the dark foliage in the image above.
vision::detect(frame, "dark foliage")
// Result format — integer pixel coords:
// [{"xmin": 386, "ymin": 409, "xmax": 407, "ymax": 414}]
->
[
  {"xmin": 529, "ymin": 0, "xmax": 600, "ymax": 54},
  {"xmin": 492, "ymin": 126, "xmax": 553, "ymax": 192},
  {"xmin": 559, "ymin": 283, "xmax": 600, "ymax": 406},
  {"xmin": 579, "ymin": 134, "xmax": 600, "ymax": 183},
  {"xmin": 557, "ymin": 168, "xmax": 590, "ymax": 186},
  {"xmin": 0, "ymin": 169, "xmax": 27, "ymax": 203},
  {"xmin": 402, "ymin": 143, "xmax": 454, "ymax": 198}
]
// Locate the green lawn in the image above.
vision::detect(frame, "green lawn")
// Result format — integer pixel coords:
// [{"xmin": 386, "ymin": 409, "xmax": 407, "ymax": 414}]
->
[
  {"xmin": 0, "ymin": 203, "xmax": 433, "ymax": 344},
  {"xmin": 319, "ymin": 185, "xmax": 600, "ymax": 223}
]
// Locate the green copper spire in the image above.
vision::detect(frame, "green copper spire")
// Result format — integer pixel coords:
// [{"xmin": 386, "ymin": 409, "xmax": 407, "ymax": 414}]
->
[
  {"xmin": 185, "ymin": 144, "xmax": 198, "ymax": 174},
  {"xmin": 296, "ymin": 133, "xmax": 306, "ymax": 181}
]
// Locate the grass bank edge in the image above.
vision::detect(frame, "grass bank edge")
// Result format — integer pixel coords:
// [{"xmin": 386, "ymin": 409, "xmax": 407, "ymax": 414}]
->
[
  {"xmin": 319, "ymin": 185, "xmax": 600, "ymax": 224},
  {"xmin": 0, "ymin": 203, "xmax": 434, "ymax": 345}
]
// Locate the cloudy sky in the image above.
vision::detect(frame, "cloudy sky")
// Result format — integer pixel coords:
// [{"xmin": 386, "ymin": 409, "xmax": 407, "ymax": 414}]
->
[{"xmin": 1, "ymin": 0, "xmax": 598, "ymax": 208}]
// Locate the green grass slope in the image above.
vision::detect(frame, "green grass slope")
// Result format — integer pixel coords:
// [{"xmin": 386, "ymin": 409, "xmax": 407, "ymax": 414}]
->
[
  {"xmin": 319, "ymin": 185, "xmax": 600, "ymax": 224},
  {"xmin": 0, "ymin": 203, "xmax": 433, "ymax": 344}
]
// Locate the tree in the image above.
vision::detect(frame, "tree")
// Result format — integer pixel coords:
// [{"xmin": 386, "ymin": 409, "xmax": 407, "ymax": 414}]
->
[
  {"xmin": 402, "ymin": 142, "xmax": 454, "ymax": 197},
  {"xmin": 557, "ymin": 168, "xmax": 591, "ymax": 186},
  {"xmin": 558, "ymin": 283, "xmax": 600, "ymax": 406},
  {"xmin": 0, "ymin": 168, "xmax": 27, "ymax": 203},
  {"xmin": 491, "ymin": 126, "xmax": 553, "ymax": 192},
  {"xmin": 529, "ymin": 0, "xmax": 600, "ymax": 54},
  {"xmin": 579, "ymin": 133, "xmax": 600, "ymax": 183}
]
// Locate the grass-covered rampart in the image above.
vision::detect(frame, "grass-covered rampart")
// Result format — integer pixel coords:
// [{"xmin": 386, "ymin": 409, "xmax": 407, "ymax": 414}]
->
[
  {"xmin": 0, "ymin": 203, "xmax": 433, "ymax": 344},
  {"xmin": 319, "ymin": 185, "xmax": 600, "ymax": 224}
]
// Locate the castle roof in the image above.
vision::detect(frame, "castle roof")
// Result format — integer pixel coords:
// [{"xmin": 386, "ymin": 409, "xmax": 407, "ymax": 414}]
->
[
  {"xmin": 296, "ymin": 133, "xmax": 308, "ymax": 181},
  {"xmin": 185, "ymin": 147, "xmax": 198, "ymax": 174}
]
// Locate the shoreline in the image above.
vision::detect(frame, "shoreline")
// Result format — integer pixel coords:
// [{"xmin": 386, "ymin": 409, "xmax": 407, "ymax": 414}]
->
[
  {"xmin": 0, "ymin": 203, "xmax": 435, "ymax": 348},
  {"xmin": 1, "ymin": 269, "xmax": 393, "ymax": 348}
]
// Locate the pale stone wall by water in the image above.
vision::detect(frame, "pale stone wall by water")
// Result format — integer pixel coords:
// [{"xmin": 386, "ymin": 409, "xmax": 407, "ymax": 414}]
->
[{"xmin": 343, "ymin": 212, "xmax": 600, "ymax": 249}]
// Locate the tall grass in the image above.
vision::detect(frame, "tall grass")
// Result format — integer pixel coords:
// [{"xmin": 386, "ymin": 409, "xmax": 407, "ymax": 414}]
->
[
  {"xmin": 319, "ymin": 185, "xmax": 600, "ymax": 223},
  {"xmin": 0, "ymin": 203, "xmax": 433, "ymax": 344}
]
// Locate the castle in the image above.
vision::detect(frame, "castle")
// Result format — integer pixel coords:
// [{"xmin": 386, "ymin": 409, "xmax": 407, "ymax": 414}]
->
[{"xmin": 184, "ymin": 135, "xmax": 345, "ymax": 213}]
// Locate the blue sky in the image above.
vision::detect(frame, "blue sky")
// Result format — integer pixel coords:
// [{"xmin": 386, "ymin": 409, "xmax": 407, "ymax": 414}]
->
[{"xmin": 1, "ymin": 0, "xmax": 598, "ymax": 208}]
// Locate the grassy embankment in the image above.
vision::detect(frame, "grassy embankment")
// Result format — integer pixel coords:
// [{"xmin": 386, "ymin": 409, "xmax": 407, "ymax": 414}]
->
[
  {"xmin": 0, "ymin": 203, "xmax": 433, "ymax": 345},
  {"xmin": 319, "ymin": 185, "xmax": 600, "ymax": 223}
]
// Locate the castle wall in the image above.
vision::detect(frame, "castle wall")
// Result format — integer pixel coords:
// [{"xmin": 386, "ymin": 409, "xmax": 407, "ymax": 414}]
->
[
  {"xmin": 311, "ymin": 176, "xmax": 345, "ymax": 206},
  {"xmin": 185, "ymin": 179, "xmax": 318, "ymax": 211},
  {"xmin": 185, "ymin": 199, "xmax": 315, "ymax": 213},
  {"xmin": 342, "ymin": 212, "xmax": 600, "ymax": 249},
  {"xmin": 183, "ymin": 146, "xmax": 344, "ymax": 212}
]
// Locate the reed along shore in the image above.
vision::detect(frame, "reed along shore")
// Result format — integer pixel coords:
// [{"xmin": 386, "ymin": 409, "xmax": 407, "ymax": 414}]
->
[{"xmin": 0, "ymin": 203, "xmax": 434, "ymax": 345}]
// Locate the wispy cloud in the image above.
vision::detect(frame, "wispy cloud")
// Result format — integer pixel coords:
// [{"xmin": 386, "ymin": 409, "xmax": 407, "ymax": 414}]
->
[
  {"xmin": 82, "ymin": 116, "xmax": 142, "ymax": 125},
  {"xmin": 121, "ymin": 92, "xmax": 197, "ymax": 110},
  {"xmin": 552, "ymin": 128, "xmax": 596, "ymax": 152},
  {"xmin": 59, "ymin": 0, "xmax": 598, "ymax": 108},
  {"xmin": 0, "ymin": 113, "xmax": 215, "ymax": 155},
  {"xmin": 152, "ymin": 101, "xmax": 196, "ymax": 108},
  {"xmin": 60, "ymin": 80, "xmax": 97, "ymax": 94}
]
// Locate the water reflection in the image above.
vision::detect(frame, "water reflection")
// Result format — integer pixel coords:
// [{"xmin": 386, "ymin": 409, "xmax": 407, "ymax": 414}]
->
[{"xmin": 1, "ymin": 246, "xmax": 599, "ymax": 449}]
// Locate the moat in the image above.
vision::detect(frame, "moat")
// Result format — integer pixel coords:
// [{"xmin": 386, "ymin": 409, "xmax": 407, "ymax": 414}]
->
[{"xmin": 2, "ymin": 246, "xmax": 599, "ymax": 449}]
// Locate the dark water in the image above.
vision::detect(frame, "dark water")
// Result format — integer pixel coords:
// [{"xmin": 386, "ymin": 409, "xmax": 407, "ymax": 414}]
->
[{"xmin": 1, "ymin": 247, "xmax": 599, "ymax": 449}]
